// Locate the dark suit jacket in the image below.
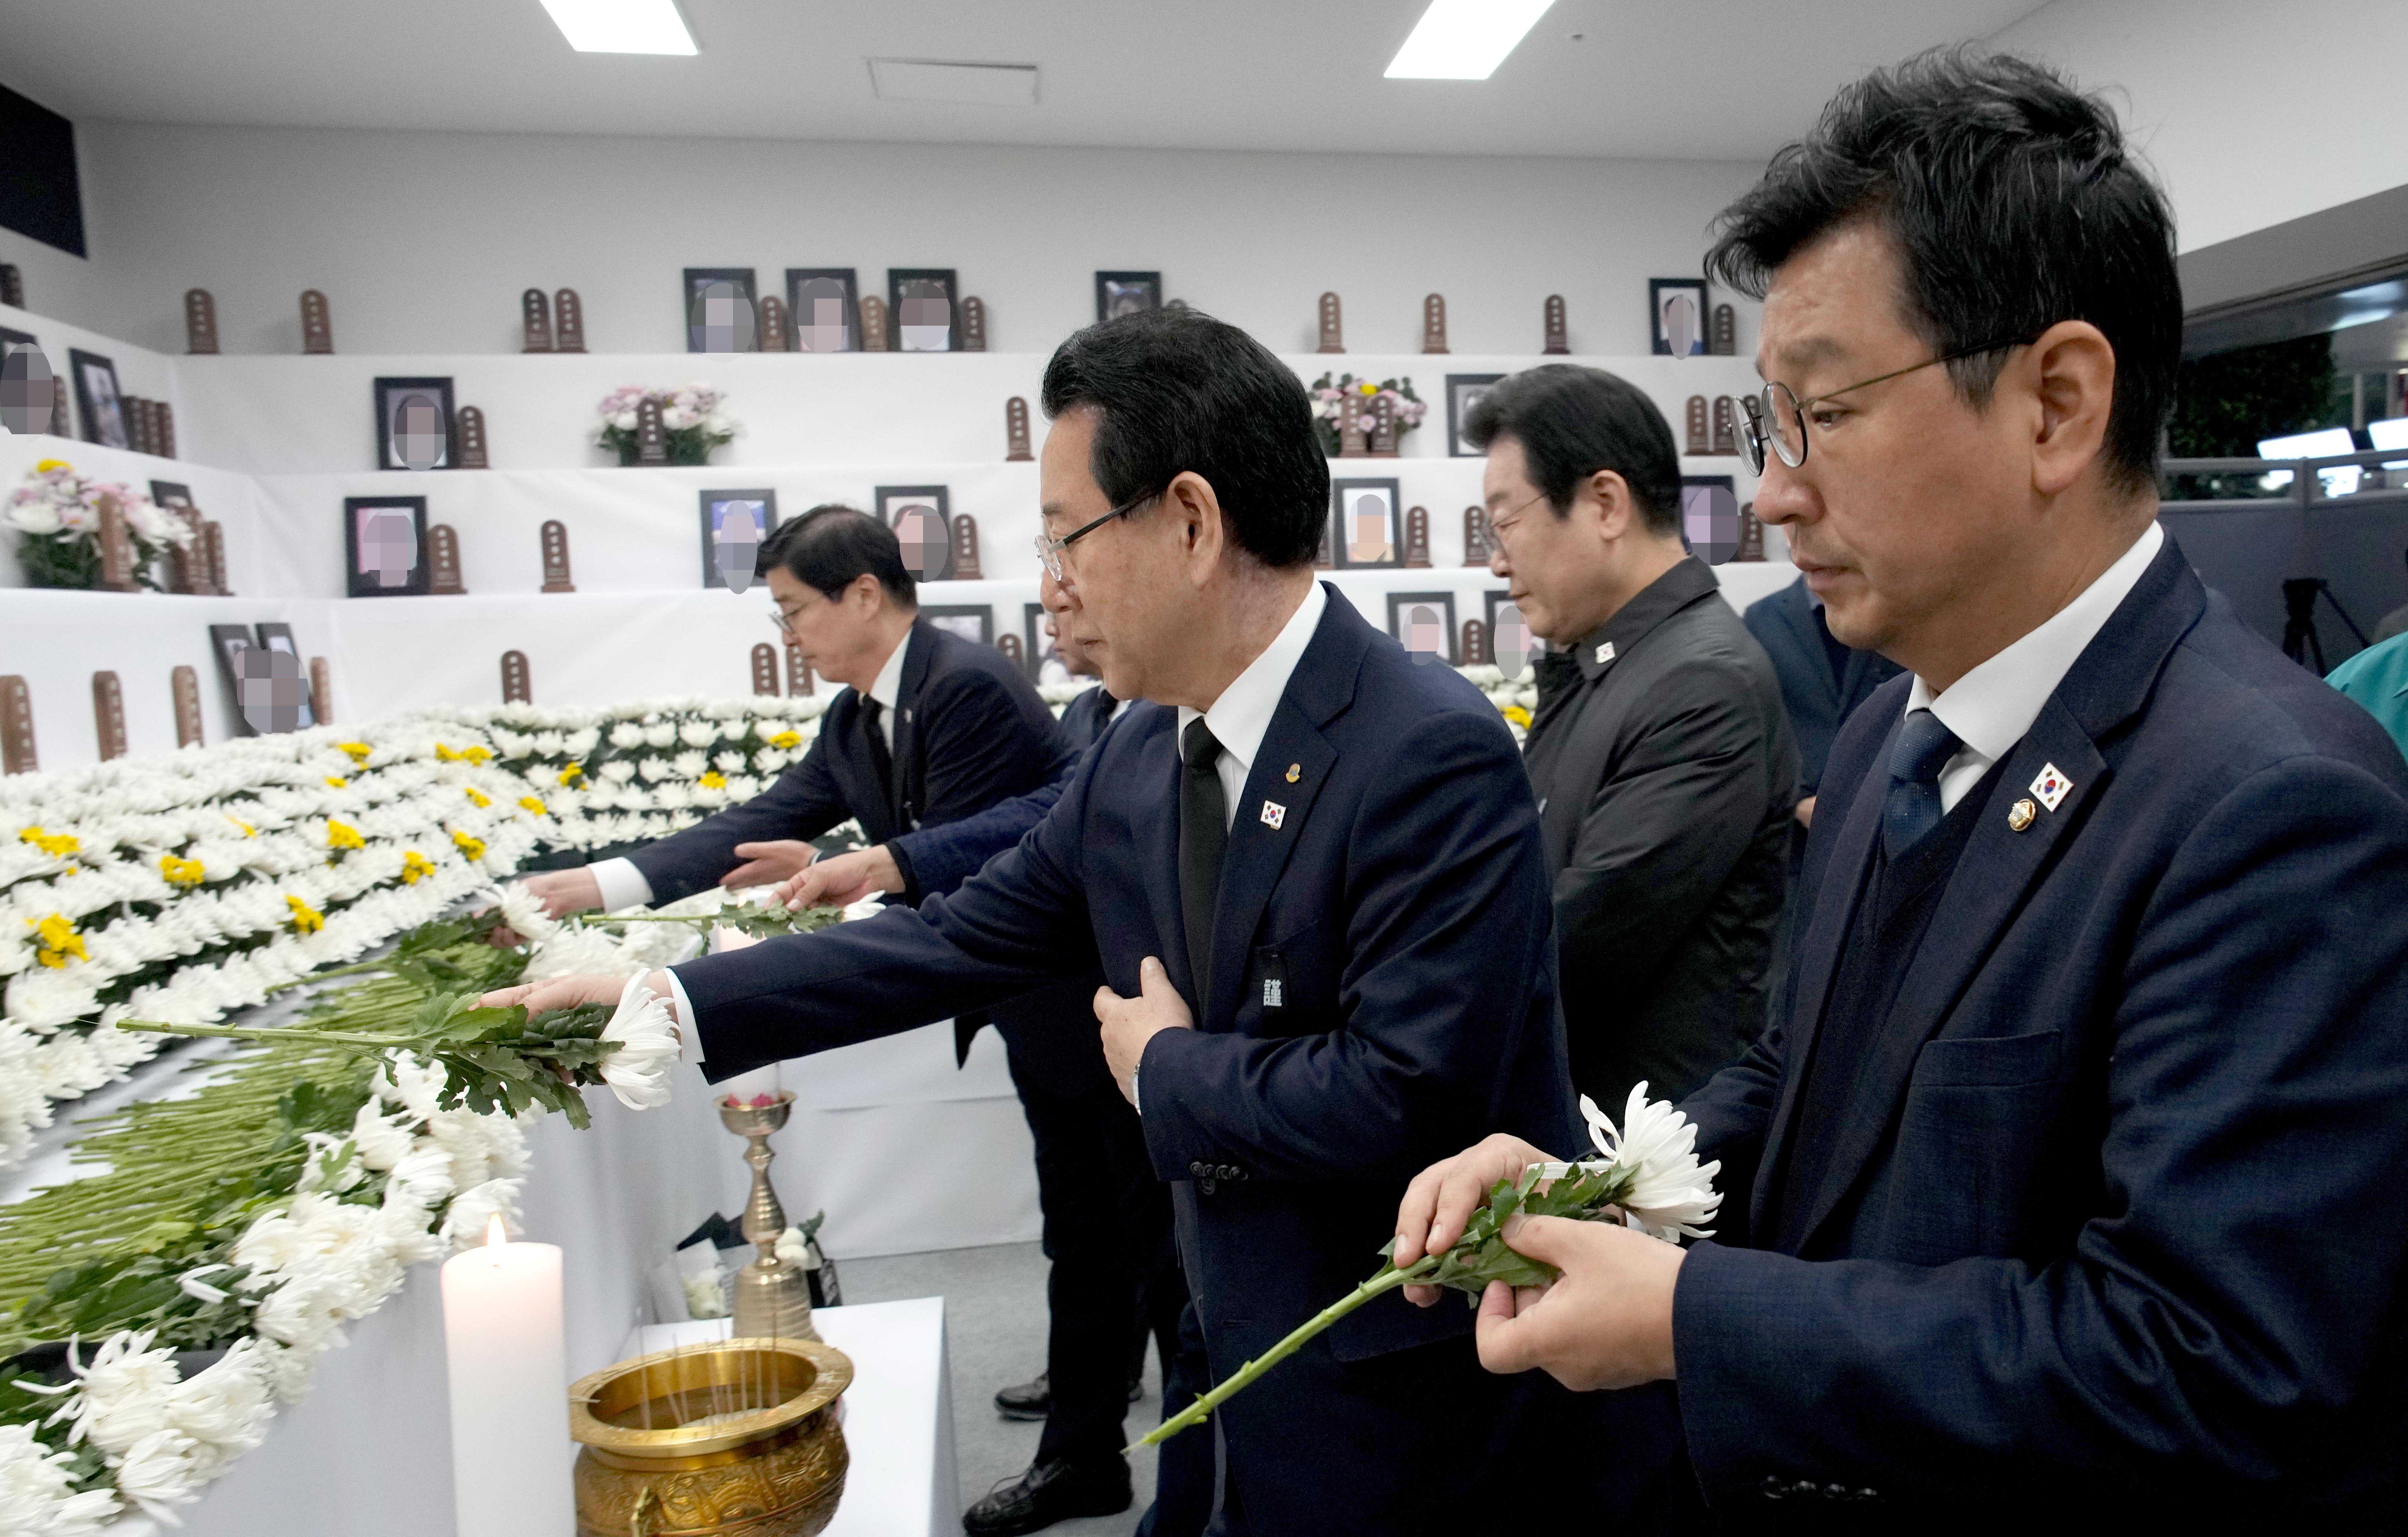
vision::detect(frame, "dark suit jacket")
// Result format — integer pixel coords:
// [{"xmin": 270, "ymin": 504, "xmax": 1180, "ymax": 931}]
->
[
  {"xmin": 887, "ymin": 682, "xmax": 1117, "ymax": 900},
  {"xmin": 1671, "ymin": 534, "xmax": 2408, "ymax": 1521},
  {"xmin": 673, "ymin": 587, "xmax": 1589, "ymax": 1524},
  {"xmin": 1744, "ymin": 574, "xmax": 1903, "ymax": 795},
  {"xmin": 1523, "ymin": 557, "xmax": 1799, "ymax": 1111},
  {"xmin": 626, "ymin": 617, "xmax": 1075, "ymax": 1062}
]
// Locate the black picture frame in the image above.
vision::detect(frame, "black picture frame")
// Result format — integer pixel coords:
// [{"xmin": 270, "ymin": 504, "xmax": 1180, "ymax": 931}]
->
[
  {"xmin": 1094, "ymin": 271, "xmax": 1161, "ymax": 325},
  {"xmin": 1385, "ymin": 591, "xmax": 1460, "ymax": 666},
  {"xmin": 876, "ymin": 484, "xmax": 953, "ymax": 581},
  {"xmin": 149, "ymin": 480, "xmax": 193, "ymax": 510},
  {"xmin": 343, "ymin": 495, "xmax": 430, "ymax": 597},
  {"xmin": 251, "ymin": 621, "xmax": 318, "ymax": 729},
  {"xmin": 784, "ymin": 268, "xmax": 859, "ymax": 353},
  {"xmin": 1445, "ymin": 373, "xmax": 1505, "ymax": 458},
  {"xmin": 886, "ymin": 268, "xmax": 959, "ymax": 352},
  {"xmin": 372, "ymin": 376, "xmax": 456, "ymax": 471},
  {"xmin": 208, "ymin": 623, "xmax": 258, "ymax": 737},
  {"xmin": 921, "ymin": 604, "xmax": 993, "ymax": 647},
  {"xmin": 1649, "ymin": 277, "xmax": 1709, "ymax": 356},
  {"xmin": 697, "ymin": 488, "xmax": 780, "ymax": 591},
  {"xmin": 1679, "ymin": 474, "xmax": 1739, "ymax": 563},
  {"xmin": 1330, "ymin": 477, "xmax": 1403, "ymax": 569},
  {"xmin": 1023, "ymin": 601, "xmax": 1064, "ymax": 683},
  {"xmin": 67, "ymin": 347, "xmax": 127, "ymax": 449},
  {"xmin": 684, "ymin": 267, "xmax": 759, "ymax": 353}
]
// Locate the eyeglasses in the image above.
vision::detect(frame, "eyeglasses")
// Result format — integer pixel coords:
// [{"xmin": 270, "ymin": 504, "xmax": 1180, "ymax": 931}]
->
[
  {"xmin": 1033, "ymin": 488, "xmax": 1160, "ymax": 581},
  {"xmin": 1737, "ymin": 337, "xmax": 2035, "ymax": 474},
  {"xmin": 1483, "ymin": 489, "xmax": 1550, "ymax": 552}
]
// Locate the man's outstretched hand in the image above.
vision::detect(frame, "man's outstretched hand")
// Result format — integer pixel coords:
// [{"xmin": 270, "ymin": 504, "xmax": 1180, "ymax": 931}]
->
[
  {"xmin": 723, "ymin": 840, "xmax": 819, "ymax": 890},
  {"xmin": 776, "ymin": 846, "xmax": 902, "ymax": 910},
  {"xmin": 518, "ymin": 867, "xmax": 603, "ymax": 920},
  {"xmin": 480, "ymin": 973, "xmax": 638, "ymax": 1017},
  {"xmin": 1390, "ymin": 1133, "xmax": 1557, "ymax": 1305}
]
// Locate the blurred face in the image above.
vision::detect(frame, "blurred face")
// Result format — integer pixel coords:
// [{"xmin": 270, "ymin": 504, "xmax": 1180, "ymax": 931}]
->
[
  {"xmin": 1038, "ymin": 408, "xmax": 1195, "ymax": 701},
  {"xmin": 1481, "ymin": 435, "xmax": 1619, "ymax": 647},
  {"xmin": 1750, "ymin": 220, "xmax": 2031, "ymax": 658},
  {"xmin": 767, "ymin": 566, "xmax": 893, "ymax": 692},
  {"xmin": 1041, "ymin": 603, "xmax": 1101, "ymax": 678}
]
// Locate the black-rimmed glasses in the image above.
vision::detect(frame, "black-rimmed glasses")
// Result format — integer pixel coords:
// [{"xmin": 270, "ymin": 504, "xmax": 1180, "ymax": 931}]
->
[
  {"xmin": 1738, "ymin": 337, "xmax": 2035, "ymax": 474},
  {"xmin": 1034, "ymin": 489, "xmax": 1160, "ymax": 581}
]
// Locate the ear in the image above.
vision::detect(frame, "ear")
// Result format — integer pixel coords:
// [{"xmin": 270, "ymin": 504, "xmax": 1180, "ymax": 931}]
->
[
  {"xmin": 1585, "ymin": 469, "xmax": 1640, "ymax": 542},
  {"xmin": 2022, "ymin": 319, "xmax": 2117, "ymax": 498},
  {"xmin": 1166, "ymin": 470, "xmax": 1226, "ymax": 585},
  {"xmin": 852, "ymin": 572, "xmax": 883, "ymax": 611}
]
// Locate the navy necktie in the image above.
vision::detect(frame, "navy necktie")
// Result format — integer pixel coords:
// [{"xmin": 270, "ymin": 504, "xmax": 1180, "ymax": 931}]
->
[
  {"xmin": 1883, "ymin": 708, "xmax": 1963, "ymax": 860},
  {"xmin": 1179, "ymin": 719, "xmax": 1227, "ymax": 1006}
]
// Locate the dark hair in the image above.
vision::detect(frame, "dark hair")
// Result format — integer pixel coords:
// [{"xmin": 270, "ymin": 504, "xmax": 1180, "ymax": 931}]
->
[
  {"xmin": 1705, "ymin": 48, "xmax": 2180, "ymax": 496},
  {"xmin": 1039, "ymin": 307, "xmax": 1328, "ymax": 569},
  {"xmin": 1463, "ymin": 365, "xmax": 1682, "ymax": 535},
  {"xmin": 757, "ymin": 504, "xmax": 916, "ymax": 608}
]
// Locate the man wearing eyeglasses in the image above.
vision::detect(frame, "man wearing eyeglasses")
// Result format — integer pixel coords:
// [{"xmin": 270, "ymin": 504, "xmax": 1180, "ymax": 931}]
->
[{"xmin": 1392, "ymin": 50, "xmax": 2408, "ymax": 1521}]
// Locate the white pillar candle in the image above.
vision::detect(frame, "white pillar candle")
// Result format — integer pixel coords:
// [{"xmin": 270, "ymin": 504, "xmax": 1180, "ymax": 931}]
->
[{"xmin": 441, "ymin": 1215, "xmax": 572, "ymax": 1537}]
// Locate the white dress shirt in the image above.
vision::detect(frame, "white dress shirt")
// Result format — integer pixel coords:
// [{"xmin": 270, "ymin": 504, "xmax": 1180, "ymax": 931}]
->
[
  {"xmin": 1910, "ymin": 521, "xmax": 2162, "ymax": 812},
  {"xmin": 1175, "ymin": 581, "xmax": 1327, "ymax": 830},
  {"xmin": 590, "ymin": 626, "xmax": 912, "ymax": 910}
]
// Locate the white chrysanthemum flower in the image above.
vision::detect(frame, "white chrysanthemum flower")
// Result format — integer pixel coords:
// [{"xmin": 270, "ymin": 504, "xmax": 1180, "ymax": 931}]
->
[
  {"xmin": 683, "ymin": 1271, "xmax": 729, "ymax": 1320},
  {"xmin": 607, "ymin": 722, "xmax": 644, "ymax": 749},
  {"xmin": 441, "ymin": 1178, "xmax": 524, "ymax": 1250},
  {"xmin": 0, "ymin": 1421, "xmax": 121, "ymax": 1534},
  {"xmin": 375, "ymin": 1053, "xmax": 447, "ymax": 1122},
  {"xmin": 59, "ymin": 1331, "xmax": 181, "ymax": 1456},
  {"xmin": 678, "ymin": 721, "xmax": 719, "ymax": 747},
  {"xmin": 712, "ymin": 750, "xmax": 747, "ymax": 773},
  {"xmin": 108, "ymin": 1427, "xmax": 203, "ymax": 1524},
  {"xmin": 642, "ymin": 723, "xmax": 677, "ymax": 749},
  {"xmin": 346, "ymin": 1100, "xmax": 417, "ymax": 1172},
  {"xmin": 597, "ymin": 975, "xmax": 678, "ymax": 1111},
  {"xmin": 163, "ymin": 1340, "xmax": 274, "ymax": 1480},
  {"xmin": 486, "ymin": 883, "xmax": 559, "ymax": 943},
  {"xmin": 599, "ymin": 761, "xmax": 637, "ymax": 784},
  {"xmin": 381, "ymin": 1144, "xmax": 455, "ymax": 1211},
  {"xmin": 1558, "ymin": 1083, "xmax": 1721, "ymax": 1242}
]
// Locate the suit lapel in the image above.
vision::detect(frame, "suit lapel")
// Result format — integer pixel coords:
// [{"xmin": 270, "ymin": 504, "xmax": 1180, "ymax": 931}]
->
[
  {"xmin": 1205, "ymin": 706, "xmax": 1336, "ymax": 1029},
  {"xmin": 1775, "ymin": 592, "xmax": 1844, "ymax": 719},
  {"xmin": 889, "ymin": 623, "xmax": 931, "ymax": 830}
]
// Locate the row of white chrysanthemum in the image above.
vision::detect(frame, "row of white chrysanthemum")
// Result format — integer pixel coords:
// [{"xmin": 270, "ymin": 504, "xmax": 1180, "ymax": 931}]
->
[{"xmin": 0, "ymin": 897, "xmax": 703, "ymax": 1535}]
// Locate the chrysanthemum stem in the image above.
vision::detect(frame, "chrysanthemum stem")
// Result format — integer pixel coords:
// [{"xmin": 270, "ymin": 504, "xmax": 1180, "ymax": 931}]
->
[
  {"xmin": 1130, "ymin": 1255, "xmax": 1438, "ymax": 1452},
  {"xmin": 115, "ymin": 1020, "xmax": 418, "ymax": 1050}
]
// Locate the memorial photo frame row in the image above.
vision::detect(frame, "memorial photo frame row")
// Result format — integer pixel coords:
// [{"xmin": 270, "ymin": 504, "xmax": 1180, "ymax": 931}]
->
[{"xmin": 684, "ymin": 268, "xmax": 964, "ymax": 353}]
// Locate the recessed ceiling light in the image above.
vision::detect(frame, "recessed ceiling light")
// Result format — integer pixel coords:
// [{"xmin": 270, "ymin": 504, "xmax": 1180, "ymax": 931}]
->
[
  {"xmin": 539, "ymin": 0, "xmax": 697, "ymax": 56},
  {"xmin": 1385, "ymin": 0, "xmax": 1555, "ymax": 80}
]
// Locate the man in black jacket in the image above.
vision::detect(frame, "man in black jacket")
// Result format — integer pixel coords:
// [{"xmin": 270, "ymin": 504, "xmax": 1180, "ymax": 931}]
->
[{"xmin": 1468, "ymin": 365, "xmax": 1799, "ymax": 1110}]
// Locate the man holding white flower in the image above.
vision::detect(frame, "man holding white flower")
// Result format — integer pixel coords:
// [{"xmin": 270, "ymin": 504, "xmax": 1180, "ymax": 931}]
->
[{"xmin": 1394, "ymin": 50, "xmax": 2408, "ymax": 1525}]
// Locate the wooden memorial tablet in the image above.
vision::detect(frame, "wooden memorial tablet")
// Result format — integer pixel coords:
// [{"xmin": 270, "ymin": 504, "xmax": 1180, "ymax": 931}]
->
[
  {"xmin": 521, "ymin": 289, "xmax": 554, "ymax": 352},
  {"xmin": 1402, "ymin": 505, "xmax": 1431, "ymax": 568},
  {"xmin": 96, "ymin": 495, "xmax": 140, "ymax": 593},
  {"xmin": 1461, "ymin": 618, "xmax": 1490, "ymax": 668},
  {"xmin": 144, "ymin": 399, "xmax": 166, "ymax": 456},
  {"xmin": 1712, "ymin": 303, "xmax": 1736, "ymax": 357},
  {"xmin": 1368, "ymin": 394, "xmax": 1399, "ymax": 457},
  {"xmin": 784, "ymin": 637, "xmax": 812, "ymax": 696},
  {"xmin": 1316, "ymin": 292, "xmax": 1343, "ymax": 354},
  {"xmin": 1735, "ymin": 502, "xmax": 1766, "ymax": 563},
  {"xmin": 172, "ymin": 665, "xmax": 204, "ymax": 748},
  {"xmin": 500, "ymin": 650, "xmax": 532, "ymax": 705},
  {"xmin": 203, "ymin": 521, "xmax": 232, "ymax": 595},
  {"xmin": 92, "ymin": 672, "xmax": 128, "ymax": 760},
  {"xmin": 635, "ymin": 398, "xmax": 667, "ymax": 465},
  {"xmin": 0, "ymin": 677, "xmax": 34, "ymax": 773},
  {"xmin": 961, "ymin": 296, "xmax": 988, "ymax": 352},
  {"xmin": 155, "ymin": 401, "xmax": 176, "ymax": 459},
  {"xmin": 428, "ymin": 524, "xmax": 466, "ymax": 594},
  {"xmin": 751, "ymin": 643, "xmax": 780, "ymax": 696},
  {"xmin": 53, "ymin": 377, "xmax": 70, "ymax": 438},
  {"xmin": 300, "ymin": 290, "xmax": 334, "ymax": 354},
  {"xmin": 456, "ymin": 405, "xmax": 490, "ymax": 469},
  {"xmin": 997, "ymin": 632, "xmax": 1024, "ymax": 672},
  {"xmin": 950, "ymin": 513, "xmax": 983, "ymax": 580},
  {"xmin": 1711, "ymin": 396, "xmax": 1737, "ymax": 457},
  {"xmin": 0, "ymin": 264, "xmax": 22, "ymax": 310},
  {"xmin": 1542, "ymin": 295, "xmax": 1569, "ymax": 355},
  {"xmin": 123, "ymin": 397, "xmax": 152, "ymax": 456},
  {"xmin": 309, "ymin": 657, "xmax": 334, "ymax": 724},
  {"xmin": 167, "ymin": 509, "xmax": 204, "ymax": 594},
  {"xmin": 1464, "ymin": 505, "xmax": 1493, "ymax": 567},
  {"xmin": 540, "ymin": 520, "xmax": 575, "ymax": 592},
  {"xmin": 858, "ymin": 294, "xmax": 890, "ymax": 352},
  {"xmin": 1338, "ymin": 393, "xmax": 1366, "ymax": 457},
  {"xmin": 1422, "ymin": 294, "xmax": 1448, "ymax": 354},
  {"xmin": 1005, "ymin": 397, "xmax": 1033, "ymax": 462},
  {"xmin": 1684, "ymin": 396, "xmax": 1710, "ymax": 456},
  {"xmin": 554, "ymin": 289, "xmax": 587, "ymax": 352},
  {"xmin": 185, "ymin": 289, "xmax": 220, "ymax": 355},
  {"xmin": 758, "ymin": 295, "xmax": 791, "ymax": 353}
]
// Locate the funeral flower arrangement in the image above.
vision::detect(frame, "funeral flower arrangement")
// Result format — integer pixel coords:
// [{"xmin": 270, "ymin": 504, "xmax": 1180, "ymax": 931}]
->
[
  {"xmin": 592, "ymin": 384, "xmax": 741, "ymax": 466},
  {"xmin": 5, "ymin": 459, "xmax": 195, "ymax": 592},
  {"xmin": 1307, "ymin": 373, "xmax": 1427, "ymax": 455}
]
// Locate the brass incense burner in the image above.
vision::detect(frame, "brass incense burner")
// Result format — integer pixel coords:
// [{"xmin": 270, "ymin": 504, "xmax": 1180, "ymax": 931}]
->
[
  {"xmin": 718, "ymin": 1090, "xmax": 817, "ymax": 1342},
  {"xmin": 568, "ymin": 1337, "xmax": 853, "ymax": 1537}
]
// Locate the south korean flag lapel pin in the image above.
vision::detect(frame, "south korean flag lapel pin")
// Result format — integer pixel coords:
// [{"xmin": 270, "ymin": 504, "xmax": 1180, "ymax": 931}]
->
[
  {"xmin": 1260, "ymin": 800, "xmax": 1286, "ymax": 831},
  {"xmin": 2029, "ymin": 762, "xmax": 2073, "ymax": 813}
]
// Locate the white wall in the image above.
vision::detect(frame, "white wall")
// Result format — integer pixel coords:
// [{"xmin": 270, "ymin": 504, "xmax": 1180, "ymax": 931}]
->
[
  {"xmin": 1993, "ymin": 0, "xmax": 2408, "ymax": 255},
  {"xmin": 6, "ymin": 122, "xmax": 1763, "ymax": 361}
]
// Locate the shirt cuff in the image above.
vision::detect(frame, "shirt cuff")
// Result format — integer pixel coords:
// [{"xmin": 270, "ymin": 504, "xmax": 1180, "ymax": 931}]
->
[
  {"xmin": 665, "ymin": 966, "xmax": 704, "ymax": 1066},
  {"xmin": 590, "ymin": 857, "xmax": 654, "ymax": 913}
]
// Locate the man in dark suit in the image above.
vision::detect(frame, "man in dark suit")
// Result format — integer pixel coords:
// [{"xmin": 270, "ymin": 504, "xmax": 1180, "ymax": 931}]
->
[
  {"xmin": 496, "ymin": 308, "xmax": 1675, "ymax": 1533},
  {"xmin": 1391, "ymin": 52, "xmax": 2408, "ymax": 1523},
  {"xmin": 1744, "ymin": 574, "xmax": 1902, "ymax": 829},
  {"xmin": 1467, "ymin": 363, "xmax": 1798, "ymax": 1111}
]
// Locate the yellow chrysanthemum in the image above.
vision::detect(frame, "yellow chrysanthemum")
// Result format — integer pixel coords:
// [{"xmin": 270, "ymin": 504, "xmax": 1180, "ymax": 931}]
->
[
  {"xmin": 435, "ymin": 743, "xmax": 463, "ymax": 762},
  {"xmin": 324, "ymin": 776, "xmax": 348, "ymax": 789},
  {"xmin": 285, "ymin": 895, "xmax": 325, "ymax": 934},
  {"xmin": 1501, "ymin": 704, "xmax": 1532, "ymax": 729},
  {"xmin": 768, "ymin": 731, "xmax": 802, "ymax": 750},
  {"xmin": 698, "ymin": 771, "xmax": 727, "ymax": 790},
  {"xmin": 160, "ymin": 854, "xmax": 206, "ymax": 887},
  {"xmin": 452, "ymin": 828, "xmax": 487, "ymax": 861},
  {"xmin": 336, "ymin": 741, "xmax": 372, "ymax": 765},
  {"xmin": 18, "ymin": 827, "xmax": 79, "ymax": 858},
  {"xmin": 557, "ymin": 764, "xmax": 585, "ymax": 786},
  {"xmin": 28, "ymin": 913, "xmax": 86, "ymax": 968},
  {"xmin": 326, "ymin": 819, "xmax": 364, "ymax": 850},
  {"xmin": 463, "ymin": 786, "xmax": 491, "ymax": 808},
  {"xmin": 1357, "ymin": 381, "xmax": 1378, "ymax": 395},
  {"xmin": 226, "ymin": 816, "xmax": 256, "ymax": 837},
  {"xmin": 517, "ymin": 796, "xmax": 547, "ymax": 816},
  {"xmin": 399, "ymin": 850, "xmax": 435, "ymax": 885},
  {"xmin": 463, "ymin": 746, "xmax": 492, "ymax": 764},
  {"xmin": 33, "ymin": 458, "xmax": 68, "ymax": 474}
]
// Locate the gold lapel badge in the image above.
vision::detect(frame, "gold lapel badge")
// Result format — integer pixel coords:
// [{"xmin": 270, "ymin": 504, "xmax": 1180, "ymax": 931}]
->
[
  {"xmin": 2008, "ymin": 798, "xmax": 2037, "ymax": 833},
  {"xmin": 1284, "ymin": 763, "xmax": 1300, "ymax": 783}
]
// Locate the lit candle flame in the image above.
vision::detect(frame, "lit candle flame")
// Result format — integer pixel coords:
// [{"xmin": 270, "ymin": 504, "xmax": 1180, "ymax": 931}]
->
[{"xmin": 484, "ymin": 1213, "xmax": 508, "ymax": 1250}]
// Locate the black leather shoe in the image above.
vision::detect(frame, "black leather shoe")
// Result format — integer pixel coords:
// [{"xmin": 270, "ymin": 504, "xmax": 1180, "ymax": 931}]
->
[
  {"xmin": 962, "ymin": 1458, "xmax": 1132, "ymax": 1535},
  {"xmin": 993, "ymin": 1371, "xmax": 1049, "ymax": 1420}
]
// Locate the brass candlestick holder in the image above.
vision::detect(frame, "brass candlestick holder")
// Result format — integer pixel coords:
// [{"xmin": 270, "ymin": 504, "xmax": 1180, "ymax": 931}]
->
[{"xmin": 719, "ymin": 1090, "xmax": 817, "ymax": 1342}]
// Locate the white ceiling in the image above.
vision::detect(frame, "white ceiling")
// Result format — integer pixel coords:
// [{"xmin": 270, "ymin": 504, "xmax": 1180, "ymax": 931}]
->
[{"xmin": 0, "ymin": 0, "xmax": 2051, "ymax": 161}]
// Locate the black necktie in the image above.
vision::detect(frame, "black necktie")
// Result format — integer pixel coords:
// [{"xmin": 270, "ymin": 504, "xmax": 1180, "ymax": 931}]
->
[
  {"xmin": 1882, "ymin": 708, "xmax": 1962, "ymax": 859},
  {"xmin": 860, "ymin": 698, "xmax": 896, "ymax": 816},
  {"xmin": 1179, "ymin": 717, "xmax": 1227, "ymax": 1006}
]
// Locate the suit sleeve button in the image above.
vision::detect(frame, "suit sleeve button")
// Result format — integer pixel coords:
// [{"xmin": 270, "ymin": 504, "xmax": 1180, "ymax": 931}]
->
[{"xmin": 1759, "ymin": 1475, "xmax": 1786, "ymax": 1500}]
